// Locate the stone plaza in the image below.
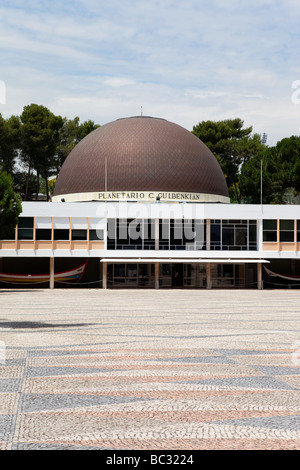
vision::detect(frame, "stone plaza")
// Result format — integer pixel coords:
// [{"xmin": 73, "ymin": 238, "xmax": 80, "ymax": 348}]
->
[{"xmin": 0, "ymin": 288, "xmax": 299, "ymax": 450}]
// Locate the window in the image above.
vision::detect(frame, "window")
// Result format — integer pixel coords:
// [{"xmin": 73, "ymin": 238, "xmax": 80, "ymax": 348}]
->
[
  {"xmin": 210, "ymin": 220, "xmax": 221, "ymax": 250},
  {"xmin": 297, "ymin": 221, "xmax": 300, "ymax": 242},
  {"xmin": 160, "ymin": 219, "xmax": 205, "ymax": 251},
  {"xmin": 89, "ymin": 229, "xmax": 104, "ymax": 241},
  {"xmin": 35, "ymin": 229, "xmax": 52, "ymax": 240},
  {"xmin": 263, "ymin": 220, "xmax": 277, "ymax": 242},
  {"xmin": 159, "ymin": 220, "xmax": 169, "ymax": 250},
  {"xmin": 108, "ymin": 219, "xmax": 155, "ymax": 250},
  {"xmin": 211, "ymin": 220, "xmax": 257, "ymax": 250},
  {"xmin": 18, "ymin": 217, "xmax": 34, "ymax": 240},
  {"xmin": 54, "ymin": 229, "xmax": 69, "ymax": 240},
  {"xmin": 280, "ymin": 220, "xmax": 294, "ymax": 242},
  {"xmin": 71, "ymin": 229, "xmax": 87, "ymax": 241},
  {"xmin": 222, "ymin": 225, "xmax": 234, "ymax": 248},
  {"xmin": 1, "ymin": 229, "xmax": 15, "ymax": 240}
]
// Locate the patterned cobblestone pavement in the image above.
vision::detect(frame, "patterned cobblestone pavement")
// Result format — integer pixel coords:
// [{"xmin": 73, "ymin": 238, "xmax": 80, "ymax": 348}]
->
[{"xmin": 0, "ymin": 289, "xmax": 299, "ymax": 450}]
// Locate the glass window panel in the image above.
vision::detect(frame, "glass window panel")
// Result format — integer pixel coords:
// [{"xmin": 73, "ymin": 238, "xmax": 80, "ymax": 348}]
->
[
  {"xmin": 126, "ymin": 264, "xmax": 137, "ymax": 277},
  {"xmin": 2, "ymin": 228, "xmax": 15, "ymax": 240},
  {"xmin": 211, "ymin": 224, "xmax": 221, "ymax": 242},
  {"xmin": 222, "ymin": 228, "xmax": 234, "ymax": 246},
  {"xmin": 223, "ymin": 265, "xmax": 234, "ymax": 277},
  {"xmin": 54, "ymin": 229, "xmax": 69, "ymax": 240},
  {"xmin": 280, "ymin": 220, "xmax": 294, "ymax": 231},
  {"xmin": 114, "ymin": 264, "xmax": 125, "ymax": 277},
  {"xmin": 72, "ymin": 230, "xmax": 87, "ymax": 241},
  {"xmin": 280, "ymin": 231, "xmax": 294, "ymax": 242},
  {"xmin": 263, "ymin": 231, "xmax": 277, "ymax": 242},
  {"xmin": 36, "ymin": 229, "xmax": 52, "ymax": 240},
  {"xmin": 249, "ymin": 224, "xmax": 257, "ymax": 243},
  {"xmin": 235, "ymin": 227, "xmax": 247, "ymax": 246},
  {"xmin": 89, "ymin": 229, "xmax": 104, "ymax": 240},
  {"xmin": 18, "ymin": 217, "xmax": 33, "ymax": 229},
  {"xmin": 263, "ymin": 220, "xmax": 277, "ymax": 230},
  {"xmin": 162, "ymin": 264, "xmax": 171, "ymax": 275},
  {"xmin": 18, "ymin": 228, "xmax": 33, "ymax": 240}
]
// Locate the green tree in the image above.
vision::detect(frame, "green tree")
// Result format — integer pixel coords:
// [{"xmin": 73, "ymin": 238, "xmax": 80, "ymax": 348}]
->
[
  {"xmin": 56, "ymin": 117, "xmax": 100, "ymax": 173},
  {"xmin": 239, "ymin": 151, "xmax": 269, "ymax": 203},
  {"xmin": 0, "ymin": 114, "xmax": 21, "ymax": 174},
  {"xmin": 192, "ymin": 118, "xmax": 265, "ymax": 202},
  {"xmin": 239, "ymin": 135, "xmax": 300, "ymax": 204},
  {"xmin": 0, "ymin": 171, "xmax": 22, "ymax": 239},
  {"xmin": 20, "ymin": 104, "xmax": 63, "ymax": 201}
]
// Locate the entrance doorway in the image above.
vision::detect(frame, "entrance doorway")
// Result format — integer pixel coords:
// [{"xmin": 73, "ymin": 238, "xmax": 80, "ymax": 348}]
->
[{"xmin": 172, "ymin": 263, "xmax": 184, "ymax": 287}]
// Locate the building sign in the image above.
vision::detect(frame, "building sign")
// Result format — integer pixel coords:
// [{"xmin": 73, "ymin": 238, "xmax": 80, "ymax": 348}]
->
[
  {"xmin": 52, "ymin": 191, "xmax": 229, "ymax": 203},
  {"xmin": 97, "ymin": 191, "xmax": 206, "ymax": 202}
]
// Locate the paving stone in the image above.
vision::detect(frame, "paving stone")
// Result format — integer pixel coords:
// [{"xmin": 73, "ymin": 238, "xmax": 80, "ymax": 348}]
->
[{"xmin": 0, "ymin": 289, "xmax": 300, "ymax": 450}]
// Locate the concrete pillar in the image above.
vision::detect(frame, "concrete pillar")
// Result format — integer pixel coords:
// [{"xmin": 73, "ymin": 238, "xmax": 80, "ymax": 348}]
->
[
  {"xmin": 206, "ymin": 263, "xmax": 212, "ymax": 289},
  {"xmin": 49, "ymin": 257, "xmax": 55, "ymax": 289},
  {"xmin": 102, "ymin": 262, "xmax": 107, "ymax": 289},
  {"xmin": 155, "ymin": 262, "xmax": 160, "ymax": 289},
  {"xmin": 291, "ymin": 259, "xmax": 296, "ymax": 275},
  {"xmin": 257, "ymin": 263, "xmax": 263, "ymax": 290},
  {"xmin": 155, "ymin": 218, "xmax": 159, "ymax": 250},
  {"xmin": 206, "ymin": 219, "xmax": 211, "ymax": 251},
  {"xmin": 99, "ymin": 259, "xmax": 102, "ymax": 288}
]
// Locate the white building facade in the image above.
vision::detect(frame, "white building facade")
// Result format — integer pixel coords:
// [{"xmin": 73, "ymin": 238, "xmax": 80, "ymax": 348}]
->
[
  {"xmin": 1, "ymin": 116, "xmax": 299, "ymax": 289},
  {"xmin": 1, "ymin": 201, "xmax": 299, "ymax": 289}
]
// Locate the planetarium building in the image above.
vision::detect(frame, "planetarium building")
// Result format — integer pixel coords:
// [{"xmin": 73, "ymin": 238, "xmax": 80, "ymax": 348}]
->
[{"xmin": 1, "ymin": 116, "xmax": 300, "ymax": 289}]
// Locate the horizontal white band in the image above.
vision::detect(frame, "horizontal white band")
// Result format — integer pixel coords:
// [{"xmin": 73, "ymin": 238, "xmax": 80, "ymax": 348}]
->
[{"xmin": 52, "ymin": 191, "xmax": 230, "ymax": 204}]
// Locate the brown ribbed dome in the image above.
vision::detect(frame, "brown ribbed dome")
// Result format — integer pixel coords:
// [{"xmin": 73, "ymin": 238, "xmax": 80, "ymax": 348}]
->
[{"xmin": 53, "ymin": 116, "xmax": 229, "ymax": 202}]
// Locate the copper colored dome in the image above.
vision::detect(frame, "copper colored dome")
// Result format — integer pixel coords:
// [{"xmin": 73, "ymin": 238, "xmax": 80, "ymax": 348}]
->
[{"xmin": 53, "ymin": 116, "xmax": 229, "ymax": 202}]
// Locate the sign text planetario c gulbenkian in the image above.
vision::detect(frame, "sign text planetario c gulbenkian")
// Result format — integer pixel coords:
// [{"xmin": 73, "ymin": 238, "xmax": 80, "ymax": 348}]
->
[{"xmin": 52, "ymin": 191, "xmax": 230, "ymax": 203}]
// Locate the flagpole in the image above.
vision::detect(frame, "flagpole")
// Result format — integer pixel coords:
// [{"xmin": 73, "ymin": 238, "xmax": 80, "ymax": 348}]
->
[{"xmin": 260, "ymin": 158, "xmax": 262, "ymax": 205}]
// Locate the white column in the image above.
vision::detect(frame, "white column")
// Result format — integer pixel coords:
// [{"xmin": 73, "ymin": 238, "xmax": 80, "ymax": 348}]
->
[
  {"xmin": 102, "ymin": 262, "xmax": 107, "ymax": 289},
  {"xmin": 155, "ymin": 262, "xmax": 160, "ymax": 289},
  {"xmin": 155, "ymin": 218, "xmax": 159, "ymax": 250},
  {"xmin": 257, "ymin": 263, "xmax": 263, "ymax": 290},
  {"xmin": 49, "ymin": 257, "xmax": 55, "ymax": 289},
  {"xmin": 206, "ymin": 263, "xmax": 212, "ymax": 289},
  {"xmin": 206, "ymin": 219, "xmax": 211, "ymax": 251}
]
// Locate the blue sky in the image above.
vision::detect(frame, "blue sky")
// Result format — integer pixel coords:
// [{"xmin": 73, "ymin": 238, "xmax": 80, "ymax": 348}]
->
[{"xmin": 1, "ymin": 0, "xmax": 300, "ymax": 145}]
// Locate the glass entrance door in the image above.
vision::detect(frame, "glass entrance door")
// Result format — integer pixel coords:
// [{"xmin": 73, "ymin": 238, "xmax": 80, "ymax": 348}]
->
[
  {"xmin": 172, "ymin": 263, "xmax": 184, "ymax": 287},
  {"xmin": 107, "ymin": 263, "xmax": 155, "ymax": 288},
  {"xmin": 211, "ymin": 264, "xmax": 245, "ymax": 288}
]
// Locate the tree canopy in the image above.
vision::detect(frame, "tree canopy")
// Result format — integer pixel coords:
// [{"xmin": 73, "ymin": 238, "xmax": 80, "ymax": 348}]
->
[
  {"xmin": 0, "ymin": 105, "xmax": 299, "ymax": 205},
  {"xmin": 0, "ymin": 104, "xmax": 100, "ymax": 201},
  {"xmin": 239, "ymin": 135, "xmax": 300, "ymax": 204},
  {"xmin": 0, "ymin": 171, "xmax": 22, "ymax": 239},
  {"xmin": 20, "ymin": 104, "xmax": 64, "ymax": 201},
  {"xmin": 192, "ymin": 118, "xmax": 265, "ymax": 203}
]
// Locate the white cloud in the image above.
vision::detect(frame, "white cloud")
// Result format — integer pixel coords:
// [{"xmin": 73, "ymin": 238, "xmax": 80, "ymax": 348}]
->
[{"xmin": 0, "ymin": 0, "xmax": 300, "ymax": 146}]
